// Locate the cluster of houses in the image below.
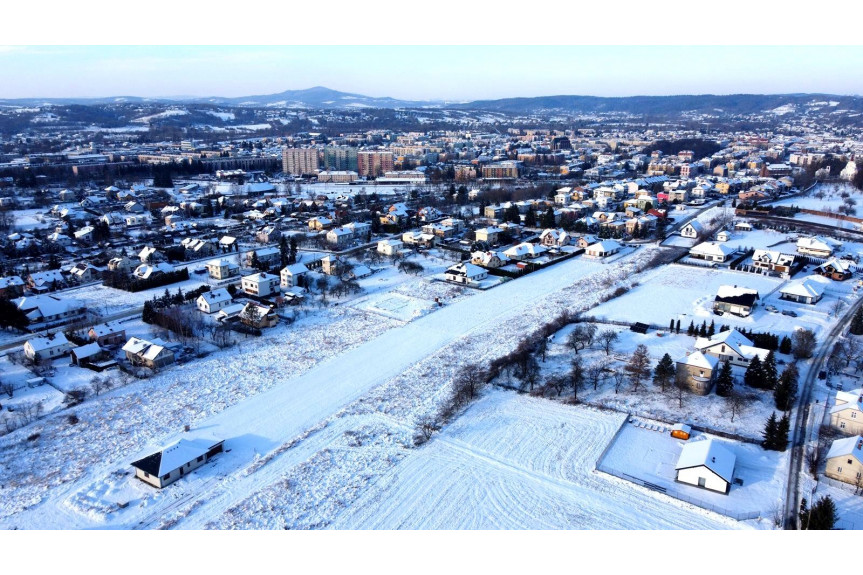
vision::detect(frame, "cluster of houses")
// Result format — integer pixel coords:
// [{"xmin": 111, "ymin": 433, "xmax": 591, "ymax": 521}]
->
[{"xmin": 674, "ymin": 329, "xmax": 771, "ymax": 395}]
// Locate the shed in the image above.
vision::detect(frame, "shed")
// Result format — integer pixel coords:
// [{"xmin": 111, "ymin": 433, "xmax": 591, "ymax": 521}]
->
[
  {"xmin": 671, "ymin": 423, "xmax": 692, "ymax": 440},
  {"xmin": 630, "ymin": 322, "xmax": 649, "ymax": 334}
]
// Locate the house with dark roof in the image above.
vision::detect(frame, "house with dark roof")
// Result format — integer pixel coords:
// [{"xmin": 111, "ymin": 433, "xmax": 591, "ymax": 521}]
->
[
  {"xmin": 131, "ymin": 437, "xmax": 224, "ymax": 488},
  {"xmin": 712, "ymin": 285, "xmax": 759, "ymax": 317}
]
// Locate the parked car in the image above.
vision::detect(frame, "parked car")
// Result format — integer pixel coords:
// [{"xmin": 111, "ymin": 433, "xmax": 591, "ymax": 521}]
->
[
  {"xmin": 781, "ymin": 310, "xmax": 798, "ymax": 317},
  {"xmin": 765, "ymin": 305, "xmax": 778, "ymax": 312}
]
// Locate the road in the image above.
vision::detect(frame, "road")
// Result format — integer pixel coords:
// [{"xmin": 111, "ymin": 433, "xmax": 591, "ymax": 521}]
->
[{"xmin": 782, "ymin": 294, "xmax": 863, "ymax": 529}]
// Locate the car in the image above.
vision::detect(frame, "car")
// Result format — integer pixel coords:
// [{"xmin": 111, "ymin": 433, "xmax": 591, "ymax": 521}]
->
[
  {"xmin": 765, "ymin": 305, "xmax": 778, "ymax": 312},
  {"xmin": 781, "ymin": 310, "xmax": 798, "ymax": 317}
]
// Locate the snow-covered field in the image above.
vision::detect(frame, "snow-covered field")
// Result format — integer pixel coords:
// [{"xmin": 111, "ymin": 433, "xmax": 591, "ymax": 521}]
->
[
  {"xmin": 329, "ymin": 390, "xmax": 747, "ymax": 529},
  {"xmin": 601, "ymin": 422, "xmax": 787, "ymax": 522},
  {"xmin": 772, "ymin": 183, "xmax": 863, "ymax": 217},
  {"xmin": 353, "ymin": 292, "xmax": 438, "ymax": 322}
]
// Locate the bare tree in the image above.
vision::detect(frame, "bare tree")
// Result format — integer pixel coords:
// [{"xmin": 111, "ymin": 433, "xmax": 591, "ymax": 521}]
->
[
  {"xmin": 792, "ymin": 328, "xmax": 817, "ymax": 359},
  {"xmin": 844, "ymin": 336, "xmax": 863, "ymax": 370},
  {"xmin": 597, "ymin": 329, "xmax": 619, "ymax": 356},
  {"xmin": 728, "ymin": 389, "xmax": 746, "ymax": 423},
  {"xmin": 831, "ymin": 299, "xmax": 847, "ymax": 318},
  {"xmin": 453, "ymin": 362, "xmax": 488, "ymax": 403},
  {"xmin": 567, "ymin": 324, "xmax": 595, "ymax": 354},
  {"xmin": 612, "ymin": 370, "xmax": 626, "ymax": 394},
  {"xmin": 586, "ymin": 359, "xmax": 610, "ymax": 391},
  {"xmin": 0, "ymin": 381, "xmax": 13, "ymax": 398},
  {"xmin": 90, "ymin": 376, "xmax": 113, "ymax": 396},
  {"xmin": 545, "ymin": 373, "xmax": 568, "ymax": 397}
]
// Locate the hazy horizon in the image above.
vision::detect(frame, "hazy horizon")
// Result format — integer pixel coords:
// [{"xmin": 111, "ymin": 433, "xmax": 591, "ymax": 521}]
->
[{"xmin": 2, "ymin": 46, "xmax": 863, "ymax": 102}]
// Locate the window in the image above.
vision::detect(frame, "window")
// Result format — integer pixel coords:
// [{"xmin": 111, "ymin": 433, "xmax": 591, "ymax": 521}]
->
[
  {"xmin": 197, "ymin": 456, "xmax": 204, "ymax": 463},
  {"xmin": 144, "ymin": 472, "xmax": 150, "ymax": 478},
  {"xmin": 849, "ymin": 459, "xmax": 854, "ymax": 465},
  {"xmin": 841, "ymin": 421, "xmax": 847, "ymax": 429},
  {"xmin": 853, "ymin": 412, "xmax": 858, "ymax": 419},
  {"xmin": 697, "ymin": 477, "xmax": 706, "ymax": 487},
  {"xmin": 162, "ymin": 474, "xmax": 170, "ymax": 480},
  {"xmin": 838, "ymin": 467, "xmax": 843, "ymax": 473}
]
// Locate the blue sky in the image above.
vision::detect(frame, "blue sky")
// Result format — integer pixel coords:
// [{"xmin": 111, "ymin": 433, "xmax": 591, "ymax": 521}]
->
[{"xmin": 2, "ymin": 45, "xmax": 863, "ymax": 101}]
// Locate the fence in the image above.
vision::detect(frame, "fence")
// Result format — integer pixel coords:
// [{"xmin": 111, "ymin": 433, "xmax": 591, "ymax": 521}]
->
[{"xmin": 596, "ymin": 462, "xmax": 762, "ymax": 522}]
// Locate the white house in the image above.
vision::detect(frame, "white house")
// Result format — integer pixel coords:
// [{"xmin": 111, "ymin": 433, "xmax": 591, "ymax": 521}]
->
[
  {"xmin": 205, "ymin": 258, "xmax": 239, "ymax": 280},
  {"xmin": 280, "ymin": 263, "xmax": 309, "ymax": 289},
  {"xmin": 585, "ymin": 240, "xmax": 622, "ymax": 258},
  {"xmin": 133, "ymin": 262, "xmax": 175, "ymax": 280},
  {"xmin": 779, "ymin": 275, "xmax": 830, "ymax": 305},
  {"xmin": 131, "ymin": 436, "xmax": 224, "ymax": 489},
  {"xmin": 241, "ymin": 272, "xmax": 279, "ymax": 297},
  {"xmin": 504, "ymin": 242, "xmax": 548, "ymax": 260},
  {"xmin": 694, "ymin": 329, "xmax": 770, "ymax": 368},
  {"xmin": 24, "ymin": 333, "xmax": 73, "ymax": 361},
  {"xmin": 196, "ymin": 288, "xmax": 232, "ymax": 314},
  {"xmin": 680, "ymin": 220, "xmax": 704, "ymax": 239},
  {"xmin": 377, "ymin": 239, "xmax": 403, "ymax": 256},
  {"xmin": 445, "ymin": 262, "xmax": 488, "ymax": 285},
  {"xmin": 690, "ymin": 241, "xmax": 736, "ymax": 263},
  {"xmin": 675, "ymin": 438, "xmax": 736, "ymax": 495},
  {"xmin": 797, "ymin": 236, "xmax": 837, "ymax": 258}
]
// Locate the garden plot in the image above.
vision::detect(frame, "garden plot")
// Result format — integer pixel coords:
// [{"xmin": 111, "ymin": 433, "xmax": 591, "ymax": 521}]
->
[
  {"xmin": 517, "ymin": 324, "xmax": 789, "ymax": 441},
  {"xmin": 329, "ymin": 390, "xmax": 746, "ymax": 529},
  {"xmin": 590, "ymin": 264, "xmax": 784, "ymax": 329},
  {"xmin": 600, "ymin": 423, "xmax": 787, "ymax": 521},
  {"xmin": 354, "ymin": 292, "xmax": 438, "ymax": 322},
  {"xmin": 772, "ymin": 182, "xmax": 863, "ymax": 217}
]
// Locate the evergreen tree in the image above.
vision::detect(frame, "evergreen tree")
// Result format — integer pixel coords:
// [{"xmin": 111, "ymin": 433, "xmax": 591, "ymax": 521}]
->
[
  {"xmin": 699, "ymin": 321, "xmax": 707, "ymax": 338},
  {"xmin": 707, "ymin": 320, "xmax": 715, "ymax": 338},
  {"xmin": 775, "ymin": 413, "xmax": 790, "ymax": 452},
  {"xmin": 279, "ymin": 236, "xmax": 289, "ymax": 267},
  {"xmin": 504, "ymin": 204, "xmax": 520, "ymax": 224},
  {"xmin": 142, "ymin": 300, "xmax": 155, "ymax": 324},
  {"xmin": 524, "ymin": 208, "xmax": 537, "ymax": 228},
  {"xmin": 716, "ymin": 361, "xmax": 734, "ymax": 397},
  {"xmin": 669, "ymin": 319, "xmax": 675, "ymax": 333},
  {"xmin": 687, "ymin": 321, "xmax": 695, "ymax": 336},
  {"xmin": 250, "ymin": 251, "xmax": 262, "ymax": 271},
  {"xmin": 675, "ymin": 319, "xmax": 681, "ymax": 334},
  {"xmin": 774, "ymin": 363, "xmax": 799, "ymax": 412},
  {"xmin": 851, "ymin": 306, "xmax": 863, "ymax": 336},
  {"xmin": 744, "ymin": 355, "xmax": 764, "ymax": 388},
  {"xmin": 653, "ymin": 353, "xmax": 676, "ymax": 392},
  {"xmin": 541, "ymin": 207, "xmax": 556, "ymax": 229},
  {"xmin": 803, "ymin": 495, "xmax": 838, "ymax": 530},
  {"xmin": 289, "ymin": 236, "xmax": 298, "ymax": 265},
  {"xmin": 779, "ymin": 335, "xmax": 792, "ymax": 355},
  {"xmin": 762, "ymin": 411, "xmax": 779, "ymax": 450},
  {"xmin": 762, "ymin": 351, "xmax": 778, "ymax": 390}
]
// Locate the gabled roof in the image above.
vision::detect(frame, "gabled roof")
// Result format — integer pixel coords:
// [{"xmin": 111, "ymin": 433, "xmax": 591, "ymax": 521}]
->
[
  {"xmin": 714, "ymin": 285, "xmax": 759, "ymax": 306},
  {"xmin": 26, "ymin": 332, "xmax": 70, "ymax": 352},
  {"xmin": 675, "ymin": 438, "xmax": 736, "ymax": 483},
  {"xmin": 90, "ymin": 321, "xmax": 125, "ymax": 337},
  {"xmin": 826, "ymin": 436, "xmax": 863, "ymax": 462},
  {"xmin": 198, "ymin": 288, "xmax": 232, "ymax": 305},
  {"xmin": 131, "ymin": 437, "xmax": 222, "ymax": 477},
  {"xmin": 695, "ymin": 329, "xmax": 754, "ymax": 357},
  {"xmin": 691, "ymin": 241, "xmax": 736, "ymax": 258},
  {"xmin": 72, "ymin": 342, "xmax": 103, "ymax": 359},
  {"xmin": 780, "ymin": 275, "xmax": 829, "ymax": 298}
]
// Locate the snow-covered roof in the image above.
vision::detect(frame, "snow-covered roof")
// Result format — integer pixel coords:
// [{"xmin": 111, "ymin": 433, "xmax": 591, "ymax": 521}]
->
[
  {"xmin": 780, "ymin": 275, "xmax": 830, "ymax": 298},
  {"xmin": 0, "ymin": 275, "xmax": 25, "ymax": 289},
  {"xmin": 691, "ymin": 241, "xmax": 736, "ymax": 258},
  {"xmin": 817, "ymin": 257, "xmax": 853, "ymax": 273},
  {"xmin": 716, "ymin": 285, "xmax": 759, "ymax": 299},
  {"xmin": 587, "ymin": 240, "xmax": 622, "ymax": 253},
  {"xmin": 198, "ymin": 288, "xmax": 232, "ymax": 305},
  {"xmin": 26, "ymin": 332, "xmax": 70, "ymax": 352},
  {"xmin": 14, "ymin": 294, "xmax": 83, "ymax": 319},
  {"xmin": 72, "ymin": 342, "xmax": 103, "ymax": 359},
  {"xmin": 695, "ymin": 329, "xmax": 754, "ymax": 357},
  {"xmin": 504, "ymin": 242, "xmax": 548, "ymax": 258},
  {"xmin": 131, "ymin": 437, "xmax": 222, "ymax": 477},
  {"xmin": 675, "ymin": 438, "xmax": 736, "ymax": 483},
  {"xmin": 676, "ymin": 351, "xmax": 719, "ymax": 370},
  {"xmin": 447, "ymin": 262, "xmax": 487, "ymax": 278},
  {"xmin": 752, "ymin": 249, "xmax": 794, "ymax": 265},
  {"xmin": 826, "ymin": 436, "xmax": 863, "ymax": 462},
  {"xmin": 281, "ymin": 263, "xmax": 309, "ymax": 275},
  {"xmin": 90, "ymin": 321, "xmax": 124, "ymax": 337}
]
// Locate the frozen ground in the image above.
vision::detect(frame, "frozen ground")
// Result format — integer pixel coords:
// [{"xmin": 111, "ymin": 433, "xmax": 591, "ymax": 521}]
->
[
  {"xmin": 772, "ymin": 182, "xmax": 863, "ymax": 217},
  {"xmin": 329, "ymin": 390, "xmax": 747, "ymax": 529},
  {"xmin": 0, "ymin": 246, "xmax": 667, "ymax": 529},
  {"xmin": 601, "ymin": 422, "xmax": 787, "ymax": 522},
  {"xmin": 353, "ymin": 292, "xmax": 438, "ymax": 322}
]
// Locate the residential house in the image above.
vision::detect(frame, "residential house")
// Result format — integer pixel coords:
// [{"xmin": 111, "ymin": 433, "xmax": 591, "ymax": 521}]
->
[
  {"xmin": 205, "ymin": 258, "xmax": 239, "ymax": 280},
  {"xmin": 70, "ymin": 342, "xmax": 111, "ymax": 369},
  {"xmin": 680, "ymin": 221, "xmax": 704, "ymax": 239},
  {"xmin": 131, "ymin": 437, "xmax": 224, "ymax": 489},
  {"xmin": 181, "ymin": 238, "xmax": 217, "ymax": 258},
  {"xmin": 675, "ymin": 438, "xmax": 736, "ymax": 495},
  {"xmin": 122, "ymin": 337, "xmax": 175, "ymax": 369},
  {"xmin": 713, "ymin": 285, "xmax": 759, "ymax": 317},
  {"xmin": 816, "ymin": 258, "xmax": 853, "ymax": 281},
  {"xmin": 133, "ymin": 262, "xmax": 175, "ymax": 280},
  {"xmin": 824, "ymin": 436, "xmax": 863, "ymax": 486},
  {"xmin": 445, "ymin": 262, "xmax": 488, "ymax": 285},
  {"xmin": 139, "ymin": 246, "xmax": 163, "ymax": 263},
  {"xmin": 240, "ymin": 272, "xmax": 279, "ymax": 297},
  {"xmin": 539, "ymin": 229, "xmax": 572, "ymax": 248},
  {"xmin": 690, "ymin": 241, "xmax": 736, "ymax": 263},
  {"xmin": 308, "ymin": 216, "xmax": 333, "ymax": 231},
  {"xmin": 320, "ymin": 255, "xmax": 343, "ymax": 276},
  {"xmin": 256, "ymin": 224, "xmax": 281, "ymax": 244},
  {"xmin": 797, "ymin": 236, "xmax": 836, "ymax": 258},
  {"xmin": 326, "ymin": 226, "xmax": 355, "ymax": 247},
  {"xmin": 694, "ymin": 329, "xmax": 770, "ymax": 368},
  {"xmin": 401, "ymin": 231, "xmax": 436, "ymax": 248},
  {"xmin": 13, "ymin": 295, "xmax": 87, "ymax": 330},
  {"xmin": 504, "ymin": 242, "xmax": 548, "ymax": 260},
  {"xmin": 585, "ymin": 240, "xmax": 622, "ymax": 258},
  {"xmin": 779, "ymin": 275, "xmax": 829, "ymax": 305},
  {"xmin": 239, "ymin": 302, "xmax": 278, "ymax": 329},
  {"xmin": 196, "ymin": 288, "xmax": 233, "ymax": 314},
  {"xmin": 471, "ymin": 251, "xmax": 509, "ymax": 269},
  {"xmin": 474, "ymin": 227, "xmax": 503, "ymax": 245},
  {"xmin": 244, "ymin": 247, "xmax": 280, "ymax": 270},
  {"xmin": 280, "ymin": 263, "xmax": 309, "ymax": 288},
  {"xmin": 751, "ymin": 249, "xmax": 795, "ymax": 277},
  {"xmin": 219, "ymin": 236, "xmax": 237, "ymax": 251},
  {"xmin": 67, "ymin": 262, "xmax": 97, "ymax": 283},
  {"xmin": 675, "ymin": 351, "xmax": 720, "ymax": 395},
  {"xmin": 73, "ymin": 226, "xmax": 95, "ymax": 243},
  {"xmin": 830, "ymin": 389, "xmax": 863, "ymax": 435},
  {"xmin": 23, "ymin": 333, "xmax": 73, "ymax": 361},
  {"xmin": 88, "ymin": 321, "xmax": 126, "ymax": 346},
  {"xmin": 28, "ymin": 269, "xmax": 67, "ymax": 292},
  {"xmin": 576, "ymin": 235, "xmax": 598, "ymax": 250},
  {"xmin": 0, "ymin": 275, "xmax": 25, "ymax": 298},
  {"xmin": 377, "ymin": 239, "xmax": 403, "ymax": 256}
]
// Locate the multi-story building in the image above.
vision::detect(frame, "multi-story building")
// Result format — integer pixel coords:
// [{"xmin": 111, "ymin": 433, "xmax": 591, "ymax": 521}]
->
[
  {"xmin": 282, "ymin": 148, "xmax": 320, "ymax": 176},
  {"xmin": 357, "ymin": 151, "xmax": 394, "ymax": 178},
  {"xmin": 481, "ymin": 161, "xmax": 520, "ymax": 180},
  {"xmin": 322, "ymin": 147, "xmax": 358, "ymax": 172}
]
